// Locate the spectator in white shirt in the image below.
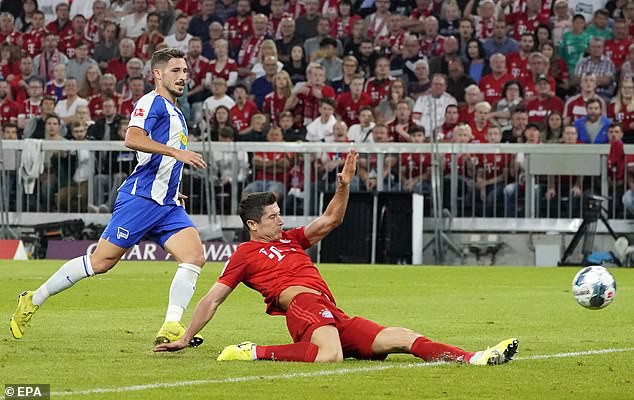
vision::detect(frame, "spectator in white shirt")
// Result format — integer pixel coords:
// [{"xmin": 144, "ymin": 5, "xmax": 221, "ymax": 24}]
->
[{"xmin": 305, "ymin": 97, "xmax": 337, "ymax": 142}]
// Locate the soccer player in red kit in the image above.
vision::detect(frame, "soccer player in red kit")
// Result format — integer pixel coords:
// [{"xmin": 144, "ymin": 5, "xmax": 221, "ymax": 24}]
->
[{"xmin": 155, "ymin": 150, "xmax": 519, "ymax": 365}]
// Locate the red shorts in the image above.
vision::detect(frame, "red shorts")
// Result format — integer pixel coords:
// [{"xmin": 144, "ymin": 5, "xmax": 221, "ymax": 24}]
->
[{"xmin": 285, "ymin": 292, "xmax": 387, "ymax": 360}]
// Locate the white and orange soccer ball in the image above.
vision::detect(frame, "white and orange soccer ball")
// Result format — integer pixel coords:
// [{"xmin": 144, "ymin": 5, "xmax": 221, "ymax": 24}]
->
[{"xmin": 572, "ymin": 266, "xmax": 617, "ymax": 310}]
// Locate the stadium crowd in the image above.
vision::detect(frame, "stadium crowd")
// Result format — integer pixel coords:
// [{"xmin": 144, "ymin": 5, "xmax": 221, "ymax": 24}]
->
[{"xmin": 1, "ymin": 0, "xmax": 634, "ymax": 217}]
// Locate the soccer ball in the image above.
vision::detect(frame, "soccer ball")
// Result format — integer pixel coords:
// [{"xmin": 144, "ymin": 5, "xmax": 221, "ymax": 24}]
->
[{"xmin": 572, "ymin": 266, "xmax": 617, "ymax": 309}]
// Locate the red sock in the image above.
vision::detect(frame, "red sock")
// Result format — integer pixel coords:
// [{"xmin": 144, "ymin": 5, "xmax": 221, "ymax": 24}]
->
[
  {"xmin": 410, "ymin": 336, "xmax": 475, "ymax": 362},
  {"xmin": 255, "ymin": 342, "xmax": 319, "ymax": 362}
]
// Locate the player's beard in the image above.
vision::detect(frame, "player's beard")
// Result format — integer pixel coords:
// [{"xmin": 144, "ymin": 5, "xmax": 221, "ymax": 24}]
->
[{"xmin": 164, "ymin": 80, "xmax": 185, "ymax": 99}]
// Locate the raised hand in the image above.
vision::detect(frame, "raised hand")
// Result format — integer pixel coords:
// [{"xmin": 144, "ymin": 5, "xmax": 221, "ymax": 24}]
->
[{"xmin": 338, "ymin": 150, "xmax": 358, "ymax": 186}]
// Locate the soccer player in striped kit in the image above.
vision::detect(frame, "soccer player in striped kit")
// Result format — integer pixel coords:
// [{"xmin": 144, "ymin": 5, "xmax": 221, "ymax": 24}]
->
[{"xmin": 10, "ymin": 48, "xmax": 209, "ymax": 347}]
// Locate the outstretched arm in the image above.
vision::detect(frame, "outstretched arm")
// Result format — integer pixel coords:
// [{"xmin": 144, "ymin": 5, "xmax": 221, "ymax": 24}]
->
[
  {"xmin": 303, "ymin": 150, "xmax": 359, "ymax": 247},
  {"xmin": 153, "ymin": 282, "xmax": 234, "ymax": 352},
  {"xmin": 125, "ymin": 126, "xmax": 207, "ymax": 169}
]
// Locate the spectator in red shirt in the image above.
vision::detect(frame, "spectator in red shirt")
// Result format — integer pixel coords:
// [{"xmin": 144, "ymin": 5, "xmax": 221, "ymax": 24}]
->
[
  {"xmin": 263, "ymin": 70, "xmax": 292, "ymax": 127},
  {"xmin": 386, "ymin": 100, "xmax": 417, "ymax": 142},
  {"xmin": 400, "ymin": 126, "xmax": 431, "ymax": 194},
  {"xmin": 17, "ymin": 76, "xmax": 44, "ymax": 130},
  {"xmin": 479, "ymin": 53, "xmax": 513, "ymax": 106},
  {"xmin": 520, "ymin": 52, "xmax": 556, "ymax": 101},
  {"xmin": 242, "ymin": 126, "xmax": 289, "ymax": 199},
  {"xmin": 476, "ymin": 125, "xmax": 510, "ymax": 217},
  {"xmin": 237, "ymin": 14, "xmax": 271, "ymax": 79},
  {"xmin": 336, "ymin": 74, "xmax": 372, "ymax": 127},
  {"xmin": 526, "ymin": 74, "xmax": 565, "ymax": 124},
  {"xmin": 231, "ymin": 84, "xmax": 260, "ymax": 133},
  {"xmin": 469, "ymin": 101, "xmax": 491, "ymax": 143},
  {"xmin": 364, "ymin": 56, "xmax": 395, "ymax": 107},
  {"xmin": 505, "ymin": 0, "xmax": 550, "ymax": 40},
  {"xmin": 107, "ymin": 38, "xmax": 136, "ymax": 82},
  {"xmin": 224, "ymin": 0, "xmax": 253, "ymax": 55},
  {"xmin": 45, "ymin": 2, "xmax": 72, "ymax": 38},
  {"xmin": 285, "ymin": 62, "xmax": 335, "ymax": 126},
  {"xmin": 563, "ymin": 73, "xmax": 606, "ymax": 125},
  {"xmin": 505, "ymin": 33, "xmax": 535, "ymax": 79},
  {"xmin": 540, "ymin": 41, "xmax": 571, "ymax": 98},
  {"xmin": 608, "ymin": 77, "xmax": 634, "ymax": 142},
  {"xmin": 59, "ymin": 15, "xmax": 93, "ymax": 60},
  {"xmin": 8, "ymin": 56, "xmax": 35, "ymax": 104},
  {"xmin": 21, "ymin": 10, "xmax": 46, "ymax": 57},
  {"xmin": 0, "ymin": 80, "xmax": 19, "ymax": 127},
  {"xmin": 331, "ymin": 0, "xmax": 361, "ymax": 40},
  {"xmin": 605, "ymin": 19, "xmax": 633, "ymax": 71},
  {"xmin": 135, "ymin": 12, "xmax": 164, "ymax": 62}
]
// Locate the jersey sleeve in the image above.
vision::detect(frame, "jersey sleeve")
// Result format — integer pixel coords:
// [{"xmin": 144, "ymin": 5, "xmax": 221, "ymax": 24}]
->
[
  {"xmin": 217, "ymin": 253, "xmax": 247, "ymax": 288},
  {"xmin": 284, "ymin": 227, "xmax": 312, "ymax": 250},
  {"xmin": 129, "ymin": 95, "xmax": 158, "ymax": 134}
]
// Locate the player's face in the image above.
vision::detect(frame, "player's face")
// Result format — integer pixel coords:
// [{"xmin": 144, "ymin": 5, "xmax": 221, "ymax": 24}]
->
[
  {"xmin": 157, "ymin": 58, "xmax": 188, "ymax": 99},
  {"xmin": 250, "ymin": 203, "xmax": 284, "ymax": 240}
]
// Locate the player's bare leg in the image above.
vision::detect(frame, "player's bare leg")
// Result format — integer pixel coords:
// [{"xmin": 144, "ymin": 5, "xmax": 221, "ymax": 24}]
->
[
  {"xmin": 371, "ymin": 327, "xmax": 518, "ymax": 365},
  {"xmin": 10, "ymin": 239, "xmax": 126, "ymax": 338},
  {"xmin": 310, "ymin": 325, "xmax": 344, "ymax": 362},
  {"xmin": 157, "ymin": 227, "xmax": 206, "ymax": 346}
]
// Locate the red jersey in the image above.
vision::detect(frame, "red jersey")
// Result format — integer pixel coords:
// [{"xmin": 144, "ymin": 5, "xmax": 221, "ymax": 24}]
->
[
  {"xmin": 505, "ymin": 12, "xmax": 550, "ymax": 40},
  {"xmin": 175, "ymin": 0, "xmax": 200, "ymax": 15},
  {"xmin": 89, "ymin": 92, "xmax": 122, "ymax": 119},
  {"xmin": 519, "ymin": 74, "xmax": 556, "ymax": 100},
  {"xmin": 187, "ymin": 56, "xmax": 210, "ymax": 87},
  {"xmin": 526, "ymin": 95, "xmax": 564, "ymax": 123},
  {"xmin": 107, "ymin": 57, "xmax": 129, "ymax": 82},
  {"xmin": 401, "ymin": 152, "xmax": 431, "ymax": 178},
  {"xmin": 22, "ymin": 28, "xmax": 45, "ymax": 57},
  {"xmin": 135, "ymin": 32, "xmax": 165, "ymax": 61},
  {"xmin": 364, "ymin": 77, "xmax": 394, "ymax": 107},
  {"xmin": 479, "ymin": 73, "xmax": 513, "ymax": 105},
  {"xmin": 284, "ymin": 1, "xmax": 306, "ymax": 18},
  {"xmin": 469, "ymin": 122, "xmax": 489, "ymax": 143},
  {"xmin": 45, "ymin": 20, "xmax": 72, "ymax": 38},
  {"xmin": 59, "ymin": 34, "xmax": 94, "ymax": 59},
  {"xmin": 85, "ymin": 17, "xmax": 100, "ymax": 44},
  {"xmin": 219, "ymin": 227, "xmax": 332, "ymax": 316},
  {"xmin": 335, "ymin": 92, "xmax": 373, "ymax": 126},
  {"xmin": 0, "ymin": 98, "xmax": 19, "ymax": 126},
  {"xmin": 205, "ymin": 58, "xmax": 238, "ymax": 82},
  {"xmin": 224, "ymin": 16, "xmax": 253, "ymax": 53},
  {"xmin": 332, "ymin": 15, "xmax": 361, "ymax": 39},
  {"xmin": 231, "ymin": 101, "xmax": 259, "ymax": 131},
  {"xmin": 253, "ymin": 152, "xmax": 288, "ymax": 182},
  {"xmin": 18, "ymin": 98, "xmax": 42, "ymax": 119},
  {"xmin": 296, "ymin": 84, "xmax": 336, "ymax": 122},
  {"xmin": 0, "ymin": 31, "xmax": 22, "ymax": 46},
  {"xmin": 605, "ymin": 38, "xmax": 633, "ymax": 70},
  {"xmin": 477, "ymin": 153, "xmax": 510, "ymax": 180},
  {"xmin": 608, "ymin": 140, "xmax": 634, "ymax": 181},
  {"xmin": 387, "ymin": 120, "xmax": 416, "ymax": 142},
  {"xmin": 458, "ymin": 105, "xmax": 475, "ymax": 125},
  {"xmin": 505, "ymin": 52, "xmax": 529, "ymax": 79},
  {"xmin": 119, "ymin": 97, "xmax": 141, "ymax": 117},
  {"xmin": 564, "ymin": 94, "xmax": 605, "ymax": 122},
  {"xmin": 443, "ymin": 153, "xmax": 471, "ymax": 176},
  {"xmin": 607, "ymin": 102, "xmax": 634, "ymax": 133},
  {"xmin": 263, "ymin": 92, "xmax": 287, "ymax": 127},
  {"xmin": 237, "ymin": 36, "xmax": 265, "ymax": 70},
  {"xmin": 420, "ymin": 35, "xmax": 445, "ymax": 58}
]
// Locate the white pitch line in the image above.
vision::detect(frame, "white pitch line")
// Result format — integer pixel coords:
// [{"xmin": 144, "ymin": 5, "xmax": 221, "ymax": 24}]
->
[{"xmin": 51, "ymin": 347, "xmax": 634, "ymax": 397}]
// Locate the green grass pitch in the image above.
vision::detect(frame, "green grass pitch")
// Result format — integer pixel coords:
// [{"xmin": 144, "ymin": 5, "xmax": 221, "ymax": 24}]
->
[{"xmin": 1, "ymin": 261, "xmax": 633, "ymax": 399}]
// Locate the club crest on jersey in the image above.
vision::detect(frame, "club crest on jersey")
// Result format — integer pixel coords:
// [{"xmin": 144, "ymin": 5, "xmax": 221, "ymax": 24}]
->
[
  {"xmin": 179, "ymin": 130, "xmax": 188, "ymax": 147},
  {"xmin": 320, "ymin": 309, "xmax": 334, "ymax": 319},
  {"xmin": 117, "ymin": 227, "xmax": 129, "ymax": 240},
  {"xmin": 133, "ymin": 108, "xmax": 145, "ymax": 117}
]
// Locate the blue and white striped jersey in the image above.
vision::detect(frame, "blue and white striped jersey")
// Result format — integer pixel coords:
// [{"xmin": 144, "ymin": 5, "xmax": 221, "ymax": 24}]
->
[{"xmin": 119, "ymin": 91, "xmax": 188, "ymax": 206}]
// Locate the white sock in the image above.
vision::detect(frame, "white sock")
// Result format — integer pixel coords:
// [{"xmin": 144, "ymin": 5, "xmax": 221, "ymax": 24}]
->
[
  {"xmin": 164, "ymin": 263, "xmax": 201, "ymax": 322},
  {"xmin": 468, "ymin": 351, "xmax": 484, "ymax": 364},
  {"xmin": 32, "ymin": 256, "xmax": 95, "ymax": 306}
]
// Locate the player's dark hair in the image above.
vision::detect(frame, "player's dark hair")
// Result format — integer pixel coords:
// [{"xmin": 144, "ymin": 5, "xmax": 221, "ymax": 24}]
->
[
  {"xmin": 239, "ymin": 192, "xmax": 278, "ymax": 230},
  {"xmin": 151, "ymin": 48, "xmax": 186, "ymax": 70}
]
